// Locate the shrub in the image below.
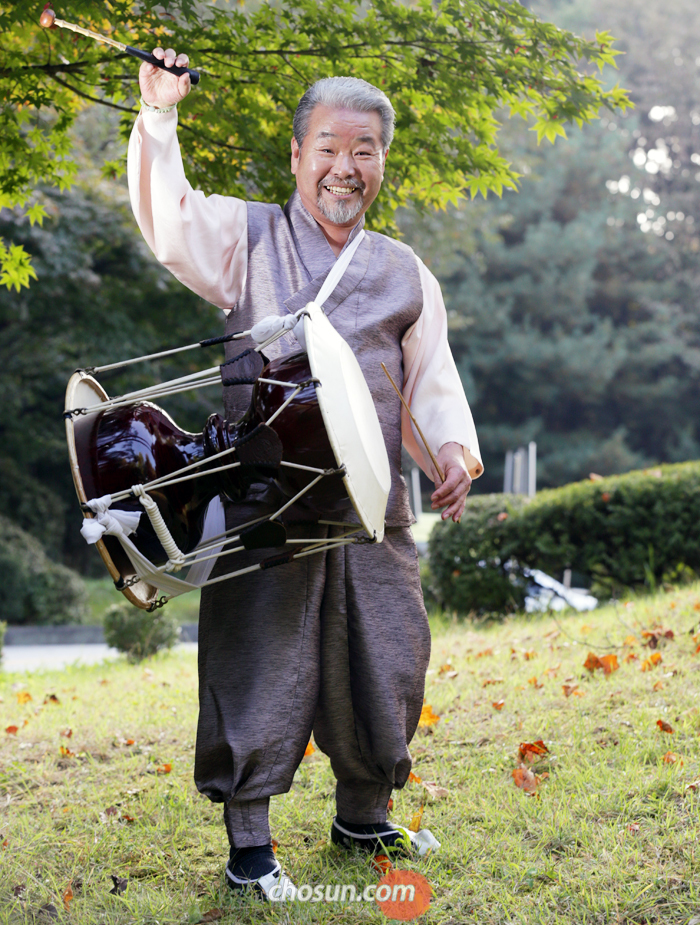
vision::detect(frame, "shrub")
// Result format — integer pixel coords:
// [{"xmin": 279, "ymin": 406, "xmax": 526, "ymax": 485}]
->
[
  {"xmin": 428, "ymin": 494, "xmax": 529, "ymax": 617},
  {"xmin": 0, "ymin": 515, "xmax": 87, "ymax": 625},
  {"xmin": 0, "ymin": 620, "xmax": 6, "ymax": 662},
  {"xmin": 428, "ymin": 462, "xmax": 700, "ymax": 615},
  {"xmin": 103, "ymin": 602, "xmax": 181, "ymax": 663}
]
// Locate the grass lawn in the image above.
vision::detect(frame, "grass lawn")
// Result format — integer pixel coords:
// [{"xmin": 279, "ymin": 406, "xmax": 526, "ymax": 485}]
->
[{"xmin": 1, "ymin": 584, "xmax": 700, "ymax": 923}]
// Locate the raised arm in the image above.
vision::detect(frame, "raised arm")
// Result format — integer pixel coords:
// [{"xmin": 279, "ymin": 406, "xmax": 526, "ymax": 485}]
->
[
  {"xmin": 127, "ymin": 49, "xmax": 248, "ymax": 310},
  {"xmin": 401, "ymin": 256, "xmax": 483, "ymax": 521}
]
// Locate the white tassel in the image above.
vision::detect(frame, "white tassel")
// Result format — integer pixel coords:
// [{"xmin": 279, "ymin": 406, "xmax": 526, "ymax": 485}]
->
[
  {"xmin": 250, "ymin": 314, "xmax": 298, "ymax": 344},
  {"xmin": 80, "ymin": 495, "xmax": 141, "ymax": 544}
]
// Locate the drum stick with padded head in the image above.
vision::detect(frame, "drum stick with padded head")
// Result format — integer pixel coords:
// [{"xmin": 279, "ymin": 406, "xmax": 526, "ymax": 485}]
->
[
  {"xmin": 39, "ymin": 5, "xmax": 200, "ymax": 85},
  {"xmin": 380, "ymin": 362, "xmax": 445, "ymax": 483}
]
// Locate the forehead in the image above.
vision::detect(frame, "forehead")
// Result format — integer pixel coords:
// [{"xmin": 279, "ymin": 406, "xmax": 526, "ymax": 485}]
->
[{"xmin": 304, "ymin": 105, "xmax": 383, "ymax": 145}]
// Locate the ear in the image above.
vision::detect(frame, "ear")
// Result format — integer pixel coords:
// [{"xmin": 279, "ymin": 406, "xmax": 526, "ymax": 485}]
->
[
  {"xmin": 290, "ymin": 136, "xmax": 301, "ymax": 176},
  {"xmin": 381, "ymin": 147, "xmax": 389, "ymax": 174}
]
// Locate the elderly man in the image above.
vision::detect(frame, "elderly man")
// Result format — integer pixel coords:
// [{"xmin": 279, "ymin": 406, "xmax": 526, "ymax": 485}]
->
[{"xmin": 128, "ymin": 48, "xmax": 482, "ymax": 899}]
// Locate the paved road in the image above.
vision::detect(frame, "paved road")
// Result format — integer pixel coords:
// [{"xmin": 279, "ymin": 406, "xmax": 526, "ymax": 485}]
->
[{"xmin": 2, "ymin": 642, "xmax": 198, "ymax": 674}]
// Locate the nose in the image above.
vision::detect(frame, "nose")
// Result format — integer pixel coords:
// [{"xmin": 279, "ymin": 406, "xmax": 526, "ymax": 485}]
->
[{"xmin": 332, "ymin": 150, "xmax": 357, "ymax": 177}]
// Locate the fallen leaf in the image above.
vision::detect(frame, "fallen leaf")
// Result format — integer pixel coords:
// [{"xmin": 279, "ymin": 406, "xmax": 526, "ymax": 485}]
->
[
  {"xmin": 62, "ymin": 884, "xmax": 73, "ymax": 911},
  {"xmin": 109, "ymin": 875, "xmax": 128, "ymax": 895},
  {"xmin": 198, "ymin": 910, "xmax": 224, "ymax": 923},
  {"xmin": 271, "ymin": 838, "xmax": 279, "ymax": 852},
  {"xmin": 104, "ymin": 806, "xmax": 119, "ymax": 817},
  {"xmin": 372, "ymin": 854, "xmax": 393, "ymax": 874},
  {"xmin": 492, "ymin": 699, "xmax": 505, "ymax": 710},
  {"xmin": 37, "ymin": 903, "xmax": 59, "ymax": 920},
  {"xmin": 580, "ymin": 624, "xmax": 594, "ymax": 634},
  {"xmin": 482, "ymin": 678, "xmax": 504, "ymax": 687},
  {"xmin": 584, "ymin": 652, "xmax": 603, "ymax": 672},
  {"xmin": 418, "ymin": 704, "xmax": 440, "ymax": 727},
  {"xmin": 562, "ymin": 684, "xmax": 578, "ymax": 697},
  {"xmin": 685, "ymin": 780, "xmax": 700, "ymax": 792},
  {"xmin": 544, "ymin": 664, "xmax": 561, "ymax": 676},
  {"xmin": 573, "ymin": 690, "xmax": 586, "ymax": 697},
  {"xmin": 156, "ymin": 763, "xmax": 172, "ymax": 774},
  {"xmin": 121, "ymin": 814, "xmax": 136, "ymax": 824},
  {"xmin": 421, "ymin": 779, "xmax": 449, "ymax": 800},
  {"xmin": 12, "ymin": 885, "xmax": 26, "ymax": 899},
  {"xmin": 16, "ymin": 692, "xmax": 32, "ymax": 705},
  {"xmin": 628, "ymin": 823, "xmax": 640, "ymax": 834},
  {"xmin": 642, "ymin": 653, "xmax": 663, "ymax": 671},
  {"xmin": 408, "ymin": 771, "xmax": 422, "ymax": 783},
  {"xmin": 653, "ymin": 681, "xmax": 664, "ymax": 691},
  {"xmin": 5, "ymin": 725, "xmax": 18, "ymax": 735},
  {"xmin": 387, "ymin": 798, "xmax": 393, "ymax": 812},
  {"xmin": 518, "ymin": 740, "xmax": 549, "ymax": 763},
  {"xmin": 59, "ymin": 746, "xmax": 75, "ymax": 757},
  {"xmin": 625, "ymin": 652, "xmax": 639, "ymax": 663},
  {"xmin": 303, "ymin": 740, "xmax": 315, "ymax": 757},
  {"xmin": 600, "ymin": 654, "xmax": 619, "ymax": 675},
  {"xmin": 512, "ymin": 765, "xmax": 538, "ymax": 794},
  {"xmin": 475, "ymin": 648, "xmax": 494, "ymax": 658},
  {"xmin": 524, "ymin": 651, "xmax": 536, "ymax": 661},
  {"xmin": 408, "ymin": 803, "xmax": 425, "ymax": 833},
  {"xmin": 662, "ymin": 751, "xmax": 681, "ymax": 765},
  {"xmin": 438, "ymin": 663, "xmax": 453, "ymax": 675},
  {"xmin": 528, "ymin": 677, "xmax": 543, "ymax": 689},
  {"xmin": 125, "ymin": 739, "xmax": 135, "ymax": 746},
  {"xmin": 642, "ymin": 627, "xmax": 674, "ymax": 649},
  {"xmin": 99, "ymin": 679, "xmax": 109, "ymax": 686},
  {"xmin": 44, "ymin": 694, "xmax": 60, "ymax": 705},
  {"xmin": 623, "ymin": 635, "xmax": 638, "ymax": 646},
  {"xmin": 657, "ymin": 719, "xmax": 674, "ymax": 734},
  {"xmin": 60, "ymin": 728, "xmax": 72, "ymax": 739}
]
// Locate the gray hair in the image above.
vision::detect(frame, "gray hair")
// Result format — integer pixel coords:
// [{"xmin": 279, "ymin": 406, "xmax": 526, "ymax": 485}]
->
[{"xmin": 293, "ymin": 76, "xmax": 395, "ymax": 152}]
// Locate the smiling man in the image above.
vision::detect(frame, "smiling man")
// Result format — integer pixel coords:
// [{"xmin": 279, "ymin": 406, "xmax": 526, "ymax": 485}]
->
[{"xmin": 128, "ymin": 54, "xmax": 482, "ymax": 900}]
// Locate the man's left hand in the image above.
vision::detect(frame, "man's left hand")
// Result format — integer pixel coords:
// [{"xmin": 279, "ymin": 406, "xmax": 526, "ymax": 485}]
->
[{"xmin": 430, "ymin": 442, "xmax": 472, "ymax": 523}]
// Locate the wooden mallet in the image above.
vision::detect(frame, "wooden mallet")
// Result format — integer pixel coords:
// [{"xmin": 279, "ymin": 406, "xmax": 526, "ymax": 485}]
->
[{"xmin": 39, "ymin": 5, "xmax": 200, "ymax": 85}]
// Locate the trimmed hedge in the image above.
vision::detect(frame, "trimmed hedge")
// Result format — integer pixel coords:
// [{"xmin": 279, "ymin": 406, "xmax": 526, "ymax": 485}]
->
[
  {"xmin": 0, "ymin": 515, "xmax": 87, "ymax": 625},
  {"xmin": 103, "ymin": 602, "xmax": 181, "ymax": 663},
  {"xmin": 428, "ymin": 461, "xmax": 700, "ymax": 616}
]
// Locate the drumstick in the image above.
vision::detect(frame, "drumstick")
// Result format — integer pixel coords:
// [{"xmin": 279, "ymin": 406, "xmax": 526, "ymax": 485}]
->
[
  {"xmin": 380, "ymin": 362, "xmax": 445, "ymax": 483},
  {"xmin": 39, "ymin": 5, "xmax": 200, "ymax": 84}
]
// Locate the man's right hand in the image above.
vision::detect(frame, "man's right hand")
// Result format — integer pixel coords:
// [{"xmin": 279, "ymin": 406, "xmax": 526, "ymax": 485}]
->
[{"xmin": 139, "ymin": 47, "xmax": 191, "ymax": 109}]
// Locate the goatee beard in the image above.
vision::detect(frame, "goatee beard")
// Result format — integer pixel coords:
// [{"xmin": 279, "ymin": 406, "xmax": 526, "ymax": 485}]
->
[{"xmin": 316, "ymin": 182, "xmax": 365, "ymax": 224}]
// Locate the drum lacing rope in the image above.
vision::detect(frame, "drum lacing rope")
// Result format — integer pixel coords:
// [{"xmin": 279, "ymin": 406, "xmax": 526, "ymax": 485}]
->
[{"xmin": 131, "ymin": 484, "xmax": 187, "ymax": 572}]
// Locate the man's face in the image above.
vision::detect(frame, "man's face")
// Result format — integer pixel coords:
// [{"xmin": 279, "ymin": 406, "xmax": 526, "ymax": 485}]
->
[{"xmin": 290, "ymin": 105, "xmax": 387, "ymax": 231}]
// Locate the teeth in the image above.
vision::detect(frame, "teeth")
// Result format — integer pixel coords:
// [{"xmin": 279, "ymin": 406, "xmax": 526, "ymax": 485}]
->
[{"xmin": 326, "ymin": 186, "xmax": 356, "ymax": 195}]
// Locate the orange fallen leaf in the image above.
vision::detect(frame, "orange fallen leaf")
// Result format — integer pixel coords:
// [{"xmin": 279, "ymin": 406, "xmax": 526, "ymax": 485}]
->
[
  {"xmin": 528, "ymin": 677, "xmax": 543, "ymax": 689},
  {"xmin": 60, "ymin": 728, "xmax": 72, "ymax": 739},
  {"xmin": 580, "ymin": 624, "xmax": 594, "ymax": 634},
  {"xmin": 628, "ymin": 823, "xmax": 640, "ymax": 834},
  {"xmin": 642, "ymin": 653, "xmax": 663, "ymax": 672},
  {"xmin": 271, "ymin": 839, "xmax": 279, "ymax": 852},
  {"xmin": 16, "ymin": 692, "xmax": 32, "ymax": 705},
  {"xmin": 512, "ymin": 765, "xmax": 538, "ymax": 794},
  {"xmin": 156, "ymin": 763, "xmax": 172, "ymax": 774},
  {"xmin": 44, "ymin": 694, "xmax": 60, "ymax": 705},
  {"xmin": 625, "ymin": 652, "xmax": 639, "ymax": 663},
  {"xmin": 104, "ymin": 806, "xmax": 119, "ymax": 817},
  {"xmin": 438, "ymin": 663, "xmax": 453, "ymax": 675},
  {"xmin": 482, "ymin": 678, "xmax": 504, "ymax": 687},
  {"xmin": 492, "ymin": 700, "xmax": 505, "ymax": 711},
  {"xmin": 653, "ymin": 681, "xmax": 664, "ymax": 691},
  {"xmin": 662, "ymin": 751, "xmax": 681, "ymax": 765},
  {"xmin": 62, "ymin": 884, "xmax": 73, "ymax": 911},
  {"xmin": 623, "ymin": 635, "xmax": 638, "ymax": 646},
  {"xmin": 99, "ymin": 679, "xmax": 109, "ymax": 686},
  {"xmin": 695, "ymin": 643, "xmax": 700, "ymax": 655},
  {"xmin": 387, "ymin": 798, "xmax": 393, "ymax": 812},
  {"xmin": 642, "ymin": 627, "xmax": 674, "ymax": 649},
  {"xmin": 573, "ymin": 690, "xmax": 586, "ymax": 697},
  {"xmin": 303, "ymin": 740, "xmax": 315, "ymax": 757},
  {"xmin": 59, "ymin": 745, "xmax": 75, "ymax": 757},
  {"xmin": 524, "ymin": 651, "xmax": 536, "ymax": 661},
  {"xmin": 518, "ymin": 740, "xmax": 549, "ymax": 762},
  {"xmin": 583, "ymin": 652, "xmax": 603, "ymax": 673},
  {"xmin": 408, "ymin": 803, "xmax": 425, "ymax": 833},
  {"xmin": 418, "ymin": 704, "xmax": 440, "ymax": 727},
  {"xmin": 599, "ymin": 654, "xmax": 618, "ymax": 674},
  {"xmin": 475, "ymin": 648, "xmax": 494, "ymax": 658},
  {"xmin": 372, "ymin": 854, "xmax": 393, "ymax": 874},
  {"xmin": 421, "ymin": 779, "xmax": 449, "ymax": 800},
  {"xmin": 656, "ymin": 720, "xmax": 674, "ymax": 734},
  {"xmin": 121, "ymin": 814, "xmax": 136, "ymax": 824},
  {"xmin": 685, "ymin": 780, "xmax": 700, "ymax": 792},
  {"xmin": 562, "ymin": 684, "xmax": 578, "ymax": 697},
  {"xmin": 5, "ymin": 725, "xmax": 18, "ymax": 735},
  {"xmin": 544, "ymin": 664, "xmax": 561, "ymax": 677},
  {"xmin": 408, "ymin": 771, "xmax": 422, "ymax": 784}
]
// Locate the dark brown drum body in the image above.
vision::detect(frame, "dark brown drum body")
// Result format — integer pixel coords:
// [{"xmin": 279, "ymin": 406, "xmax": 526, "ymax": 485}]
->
[{"xmin": 69, "ymin": 352, "xmax": 348, "ymax": 576}]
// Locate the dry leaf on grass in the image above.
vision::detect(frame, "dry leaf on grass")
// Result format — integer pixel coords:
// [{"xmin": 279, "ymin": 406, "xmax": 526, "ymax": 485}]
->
[
  {"xmin": 16, "ymin": 692, "xmax": 32, "ymax": 704},
  {"xmin": 623, "ymin": 635, "xmax": 638, "ymax": 646},
  {"xmin": 438, "ymin": 663, "xmax": 453, "ymax": 675},
  {"xmin": 44, "ymin": 694, "xmax": 60, "ymax": 705},
  {"xmin": 653, "ymin": 681, "xmax": 664, "ymax": 691},
  {"xmin": 584, "ymin": 653, "xmax": 619, "ymax": 674},
  {"xmin": 372, "ymin": 854, "xmax": 393, "ymax": 874},
  {"xmin": 155, "ymin": 763, "xmax": 172, "ymax": 774},
  {"xmin": 662, "ymin": 751, "xmax": 681, "ymax": 765},
  {"xmin": 418, "ymin": 704, "xmax": 440, "ymax": 727},
  {"xmin": 562, "ymin": 684, "xmax": 578, "ymax": 697},
  {"xmin": 642, "ymin": 627, "xmax": 674, "ymax": 649},
  {"xmin": 524, "ymin": 651, "xmax": 537, "ymax": 661},
  {"xmin": 642, "ymin": 653, "xmax": 663, "ymax": 671},
  {"xmin": 59, "ymin": 746, "xmax": 75, "ymax": 758},
  {"xmin": 656, "ymin": 719, "xmax": 674, "ymax": 734},
  {"xmin": 408, "ymin": 804, "xmax": 425, "ymax": 832},
  {"xmin": 5, "ymin": 725, "xmax": 18, "ymax": 735},
  {"xmin": 482, "ymin": 678, "xmax": 504, "ymax": 687},
  {"xmin": 421, "ymin": 780, "xmax": 449, "ymax": 800},
  {"xmin": 625, "ymin": 652, "xmax": 639, "ymax": 663},
  {"xmin": 492, "ymin": 700, "xmax": 505, "ymax": 710},
  {"xmin": 685, "ymin": 780, "xmax": 700, "ymax": 792},
  {"xmin": 512, "ymin": 765, "xmax": 538, "ymax": 794},
  {"xmin": 198, "ymin": 910, "xmax": 224, "ymax": 923},
  {"xmin": 528, "ymin": 677, "xmax": 544, "ymax": 689},
  {"xmin": 60, "ymin": 728, "xmax": 72, "ymax": 739},
  {"xmin": 518, "ymin": 740, "xmax": 549, "ymax": 763},
  {"xmin": 409, "ymin": 771, "xmax": 422, "ymax": 783},
  {"xmin": 475, "ymin": 649, "xmax": 494, "ymax": 658},
  {"xmin": 109, "ymin": 875, "xmax": 128, "ymax": 896},
  {"xmin": 303, "ymin": 740, "xmax": 315, "ymax": 757},
  {"xmin": 62, "ymin": 884, "xmax": 73, "ymax": 911}
]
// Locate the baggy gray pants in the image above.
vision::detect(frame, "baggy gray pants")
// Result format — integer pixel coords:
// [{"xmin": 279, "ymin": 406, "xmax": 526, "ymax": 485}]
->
[{"xmin": 195, "ymin": 516, "xmax": 431, "ymax": 848}]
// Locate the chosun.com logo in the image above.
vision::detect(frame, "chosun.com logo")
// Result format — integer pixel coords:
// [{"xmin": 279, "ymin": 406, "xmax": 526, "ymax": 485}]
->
[{"xmin": 269, "ymin": 869, "xmax": 432, "ymax": 920}]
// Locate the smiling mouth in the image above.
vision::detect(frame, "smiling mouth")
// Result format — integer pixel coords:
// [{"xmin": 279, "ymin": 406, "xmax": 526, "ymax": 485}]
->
[{"xmin": 320, "ymin": 179, "xmax": 365, "ymax": 197}]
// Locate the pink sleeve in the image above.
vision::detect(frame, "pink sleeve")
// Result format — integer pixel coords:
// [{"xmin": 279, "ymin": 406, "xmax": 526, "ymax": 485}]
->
[
  {"xmin": 401, "ymin": 256, "xmax": 484, "ymax": 480},
  {"xmin": 127, "ymin": 109, "xmax": 247, "ymax": 311}
]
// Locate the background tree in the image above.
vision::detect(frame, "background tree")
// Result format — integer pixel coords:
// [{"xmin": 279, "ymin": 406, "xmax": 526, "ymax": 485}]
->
[{"xmin": 1, "ymin": 0, "xmax": 627, "ymax": 287}]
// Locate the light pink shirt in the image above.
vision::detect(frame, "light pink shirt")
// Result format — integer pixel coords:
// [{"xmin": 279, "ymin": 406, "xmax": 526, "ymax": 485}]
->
[{"xmin": 128, "ymin": 110, "xmax": 483, "ymax": 481}]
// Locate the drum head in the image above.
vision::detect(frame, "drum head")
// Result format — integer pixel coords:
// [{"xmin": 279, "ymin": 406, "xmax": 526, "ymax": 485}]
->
[
  {"xmin": 303, "ymin": 303, "xmax": 391, "ymax": 541},
  {"xmin": 65, "ymin": 371, "xmax": 158, "ymax": 610}
]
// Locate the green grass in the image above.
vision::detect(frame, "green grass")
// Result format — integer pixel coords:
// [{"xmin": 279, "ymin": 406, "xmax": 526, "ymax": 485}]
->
[
  {"xmin": 2, "ymin": 584, "xmax": 700, "ymax": 923},
  {"xmin": 83, "ymin": 579, "xmax": 201, "ymax": 626}
]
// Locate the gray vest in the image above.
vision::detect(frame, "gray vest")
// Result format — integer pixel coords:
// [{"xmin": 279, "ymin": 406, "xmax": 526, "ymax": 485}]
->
[{"xmin": 222, "ymin": 191, "xmax": 422, "ymax": 526}]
